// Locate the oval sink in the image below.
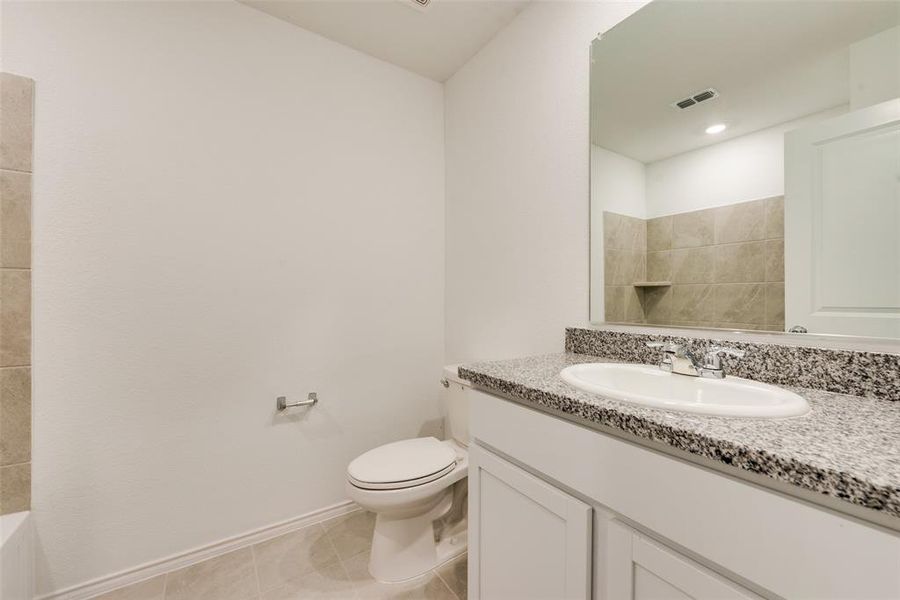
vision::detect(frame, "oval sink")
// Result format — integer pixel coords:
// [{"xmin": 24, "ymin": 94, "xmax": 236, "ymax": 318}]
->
[{"xmin": 560, "ymin": 363, "xmax": 809, "ymax": 418}]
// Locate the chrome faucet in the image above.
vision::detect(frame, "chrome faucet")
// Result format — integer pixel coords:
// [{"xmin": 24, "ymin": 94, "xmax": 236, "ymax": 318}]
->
[{"xmin": 646, "ymin": 341, "xmax": 745, "ymax": 379}]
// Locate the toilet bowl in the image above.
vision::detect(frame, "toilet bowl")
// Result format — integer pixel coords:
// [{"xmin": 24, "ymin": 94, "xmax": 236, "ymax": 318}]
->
[{"xmin": 346, "ymin": 365, "xmax": 471, "ymax": 583}]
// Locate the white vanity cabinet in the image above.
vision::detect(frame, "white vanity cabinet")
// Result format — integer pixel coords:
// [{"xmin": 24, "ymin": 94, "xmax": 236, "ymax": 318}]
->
[
  {"xmin": 469, "ymin": 444, "xmax": 593, "ymax": 600},
  {"xmin": 606, "ymin": 521, "xmax": 760, "ymax": 600},
  {"xmin": 467, "ymin": 389, "xmax": 900, "ymax": 600}
]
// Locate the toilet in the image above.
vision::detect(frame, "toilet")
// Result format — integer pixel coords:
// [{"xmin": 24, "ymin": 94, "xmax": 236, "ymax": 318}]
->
[{"xmin": 346, "ymin": 365, "xmax": 471, "ymax": 583}]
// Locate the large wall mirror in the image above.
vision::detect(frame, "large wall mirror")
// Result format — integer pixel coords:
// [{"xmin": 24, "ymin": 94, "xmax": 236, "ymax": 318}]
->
[{"xmin": 590, "ymin": 1, "xmax": 900, "ymax": 339}]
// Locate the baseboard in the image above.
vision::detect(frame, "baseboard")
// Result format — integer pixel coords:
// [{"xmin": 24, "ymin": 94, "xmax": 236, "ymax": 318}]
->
[{"xmin": 39, "ymin": 500, "xmax": 359, "ymax": 600}]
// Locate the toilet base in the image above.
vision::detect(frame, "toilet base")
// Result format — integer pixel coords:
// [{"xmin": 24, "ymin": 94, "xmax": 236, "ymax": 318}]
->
[{"xmin": 369, "ymin": 490, "xmax": 459, "ymax": 583}]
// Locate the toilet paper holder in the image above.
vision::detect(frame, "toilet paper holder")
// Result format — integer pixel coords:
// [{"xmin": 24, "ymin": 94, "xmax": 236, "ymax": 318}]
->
[{"xmin": 277, "ymin": 392, "xmax": 318, "ymax": 411}]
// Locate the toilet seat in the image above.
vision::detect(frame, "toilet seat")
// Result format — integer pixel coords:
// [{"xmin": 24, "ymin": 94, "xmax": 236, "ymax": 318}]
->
[{"xmin": 348, "ymin": 437, "xmax": 457, "ymax": 491}]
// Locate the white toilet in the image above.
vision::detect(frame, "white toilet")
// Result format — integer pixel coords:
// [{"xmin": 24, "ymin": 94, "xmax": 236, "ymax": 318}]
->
[{"xmin": 346, "ymin": 365, "xmax": 471, "ymax": 583}]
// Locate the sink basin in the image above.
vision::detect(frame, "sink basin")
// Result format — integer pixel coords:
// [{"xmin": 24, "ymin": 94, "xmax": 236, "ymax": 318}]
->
[{"xmin": 559, "ymin": 363, "xmax": 809, "ymax": 418}]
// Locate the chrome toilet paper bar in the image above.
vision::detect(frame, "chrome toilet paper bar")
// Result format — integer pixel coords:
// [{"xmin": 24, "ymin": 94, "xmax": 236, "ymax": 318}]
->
[{"xmin": 276, "ymin": 392, "xmax": 318, "ymax": 411}]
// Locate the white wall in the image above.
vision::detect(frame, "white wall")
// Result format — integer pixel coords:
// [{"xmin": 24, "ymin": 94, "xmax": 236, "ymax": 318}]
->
[
  {"xmin": 850, "ymin": 26, "xmax": 900, "ymax": 110},
  {"xmin": 591, "ymin": 145, "xmax": 646, "ymax": 219},
  {"xmin": 645, "ymin": 106, "xmax": 846, "ymax": 218},
  {"xmin": 2, "ymin": 1, "xmax": 445, "ymax": 595},
  {"xmin": 444, "ymin": 1, "xmax": 648, "ymax": 363}
]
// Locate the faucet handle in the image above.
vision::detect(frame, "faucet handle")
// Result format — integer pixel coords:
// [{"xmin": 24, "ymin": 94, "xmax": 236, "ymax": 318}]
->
[
  {"xmin": 703, "ymin": 345, "xmax": 746, "ymax": 370},
  {"xmin": 646, "ymin": 341, "xmax": 680, "ymax": 352},
  {"xmin": 646, "ymin": 341, "xmax": 679, "ymax": 372}
]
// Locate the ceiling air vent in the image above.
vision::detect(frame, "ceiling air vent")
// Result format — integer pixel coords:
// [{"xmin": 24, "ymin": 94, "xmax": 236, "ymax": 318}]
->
[{"xmin": 671, "ymin": 88, "xmax": 719, "ymax": 110}]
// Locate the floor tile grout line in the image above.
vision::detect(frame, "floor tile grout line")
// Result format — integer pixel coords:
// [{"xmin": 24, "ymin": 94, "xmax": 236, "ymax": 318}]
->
[
  {"xmin": 320, "ymin": 520, "xmax": 361, "ymax": 599},
  {"xmin": 432, "ymin": 567, "xmax": 461, "ymax": 600},
  {"xmin": 161, "ymin": 571, "xmax": 170, "ymax": 600},
  {"xmin": 249, "ymin": 543, "xmax": 265, "ymax": 600}
]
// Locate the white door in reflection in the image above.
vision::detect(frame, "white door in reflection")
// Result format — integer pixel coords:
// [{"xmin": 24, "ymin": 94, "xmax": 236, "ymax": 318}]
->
[{"xmin": 785, "ymin": 98, "xmax": 900, "ymax": 337}]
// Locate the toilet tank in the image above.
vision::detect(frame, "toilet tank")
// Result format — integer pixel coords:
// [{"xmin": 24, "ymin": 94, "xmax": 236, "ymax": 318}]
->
[{"xmin": 442, "ymin": 365, "xmax": 471, "ymax": 447}]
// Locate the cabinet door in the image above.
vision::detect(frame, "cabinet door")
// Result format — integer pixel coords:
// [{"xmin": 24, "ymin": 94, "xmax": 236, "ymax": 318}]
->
[
  {"xmin": 469, "ymin": 443, "xmax": 592, "ymax": 600},
  {"xmin": 606, "ymin": 521, "xmax": 760, "ymax": 600}
]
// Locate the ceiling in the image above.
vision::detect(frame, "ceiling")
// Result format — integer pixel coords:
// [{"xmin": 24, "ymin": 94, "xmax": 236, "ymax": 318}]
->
[
  {"xmin": 591, "ymin": 1, "xmax": 900, "ymax": 163},
  {"xmin": 240, "ymin": 0, "xmax": 530, "ymax": 82}
]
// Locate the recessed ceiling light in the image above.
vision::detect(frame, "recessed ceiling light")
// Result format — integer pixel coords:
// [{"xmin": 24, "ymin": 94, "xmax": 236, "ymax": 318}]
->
[{"xmin": 705, "ymin": 123, "xmax": 727, "ymax": 135}]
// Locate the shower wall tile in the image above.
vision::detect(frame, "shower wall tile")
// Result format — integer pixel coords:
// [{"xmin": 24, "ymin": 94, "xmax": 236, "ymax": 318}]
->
[
  {"xmin": 672, "ymin": 208, "xmax": 715, "ymax": 248},
  {"xmin": 671, "ymin": 247, "xmax": 715, "ymax": 283},
  {"xmin": 0, "ymin": 72, "xmax": 32, "ymax": 515},
  {"xmin": 604, "ymin": 198, "xmax": 786, "ymax": 332},
  {"xmin": 766, "ymin": 239, "xmax": 785, "ymax": 282},
  {"xmin": 765, "ymin": 196, "xmax": 785, "ymax": 239},
  {"xmin": 0, "ymin": 170, "xmax": 31, "ymax": 268},
  {"xmin": 766, "ymin": 282, "xmax": 786, "ymax": 331},
  {"xmin": 603, "ymin": 212, "xmax": 646, "ymax": 252},
  {"xmin": 713, "ymin": 241, "xmax": 766, "ymax": 283},
  {"xmin": 0, "ymin": 462, "xmax": 30, "ymax": 514},
  {"xmin": 604, "ymin": 285, "xmax": 625, "ymax": 323},
  {"xmin": 671, "ymin": 284, "xmax": 715, "ymax": 323},
  {"xmin": 646, "ymin": 251, "xmax": 671, "ymax": 282},
  {"xmin": 603, "ymin": 212, "xmax": 647, "ymax": 323},
  {"xmin": 643, "ymin": 286, "xmax": 672, "ymax": 323},
  {"xmin": 715, "ymin": 283, "xmax": 766, "ymax": 325},
  {"xmin": 0, "ymin": 73, "xmax": 34, "ymax": 173},
  {"xmin": 714, "ymin": 198, "xmax": 765, "ymax": 244},
  {"xmin": 0, "ymin": 368, "xmax": 30, "ymax": 466},
  {"xmin": 0, "ymin": 270, "xmax": 31, "ymax": 367},
  {"xmin": 647, "ymin": 216, "xmax": 673, "ymax": 252}
]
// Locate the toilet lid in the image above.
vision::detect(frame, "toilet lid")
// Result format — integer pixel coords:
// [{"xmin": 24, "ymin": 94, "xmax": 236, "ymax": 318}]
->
[{"xmin": 348, "ymin": 437, "xmax": 456, "ymax": 490}]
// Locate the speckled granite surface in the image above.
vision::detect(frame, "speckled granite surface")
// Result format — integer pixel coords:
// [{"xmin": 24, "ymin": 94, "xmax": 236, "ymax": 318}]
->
[
  {"xmin": 567, "ymin": 327, "xmax": 900, "ymax": 401},
  {"xmin": 459, "ymin": 353, "xmax": 900, "ymax": 518}
]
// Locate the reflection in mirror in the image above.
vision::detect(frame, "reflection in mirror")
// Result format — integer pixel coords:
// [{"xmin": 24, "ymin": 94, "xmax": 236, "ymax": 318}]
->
[{"xmin": 590, "ymin": 1, "xmax": 900, "ymax": 339}]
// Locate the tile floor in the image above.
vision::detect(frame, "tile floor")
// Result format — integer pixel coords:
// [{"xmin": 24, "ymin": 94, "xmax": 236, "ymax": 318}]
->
[{"xmin": 93, "ymin": 510, "xmax": 467, "ymax": 600}]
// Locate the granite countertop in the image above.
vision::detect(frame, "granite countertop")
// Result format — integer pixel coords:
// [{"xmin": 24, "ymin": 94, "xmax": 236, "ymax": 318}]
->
[{"xmin": 459, "ymin": 352, "xmax": 900, "ymax": 520}]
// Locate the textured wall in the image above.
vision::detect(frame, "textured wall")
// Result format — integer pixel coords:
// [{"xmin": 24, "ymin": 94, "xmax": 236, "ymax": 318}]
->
[
  {"xmin": 2, "ymin": 1, "xmax": 445, "ymax": 594},
  {"xmin": 444, "ymin": 1, "xmax": 649, "ymax": 364}
]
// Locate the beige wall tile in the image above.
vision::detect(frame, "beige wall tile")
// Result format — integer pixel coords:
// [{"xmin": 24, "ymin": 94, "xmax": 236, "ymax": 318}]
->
[
  {"xmin": 94, "ymin": 575, "xmax": 166, "ymax": 600},
  {"xmin": 646, "ymin": 251, "xmax": 671, "ymax": 282},
  {"xmin": 643, "ymin": 286, "xmax": 672, "ymax": 324},
  {"xmin": 0, "ymin": 269, "xmax": 31, "ymax": 366},
  {"xmin": 671, "ymin": 284, "xmax": 715, "ymax": 323},
  {"xmin": 254, "ymin": 524, "xmax": 339, "ymax": 593},
  {"xmin": 714, "ymin": 199, "xmax": 765, "ymax": 244},
  {"xmin": 165, "ymin": 548, "xmax": 257, "ymax": 600},
  {"xmin": 604, "ymin": 249, "xmax": 645, "ymax": 286},
  {"xmin": 603, "ymin": 212, "xmax": 645, "ymax": 252},
  {"xmin": 0, "ymin": 170, "xmax": 31, "ymax": 268},
  {"xmin": 766, "ymin": 239, "xmax": 784, "ymax": 282},
  {"xmin": 714, "ymin": 283, "xmax": 766, "ymax": 325},
  {"xmin": 0, "ymin": 462, "xmax": 30, "ymax": 514},
  {"xmin": 671, "ymin": 247, "xmax": 715, "ymax": 284},
  {"xmin": 713, "ymin": 241, "xmax": 765, "ymax": 283},
  {"xmin": 766, "ymin": 283, "xmax": 785, "ymax": 331},
  {"xmin": 647, "ymin": 216, "xmax": 673, "ymax": 252},
  {"xmin": 603, "ymin": 212, "xmax": 625, "ymax": 250},
  {"xmin": 604, "ymin": 286, "xmax": 625, "ymax": 322},
  {"xmin": 0, "ymin": 367, "xmax": 30, "ymax": 465},
  {"xmin": 765, "ymin": 196, "xmax": 785, "ymax": 239},
  {"xmin": 672, "ymin": 209, "xmax": 714, "ymax": 248},
  {"xmin": 623, "ymin": 286, "xmax": 645, "ymax": 323},
  {"xmin": 0, "ymin": 74, "xmax": 34, "ymax": 173}
]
